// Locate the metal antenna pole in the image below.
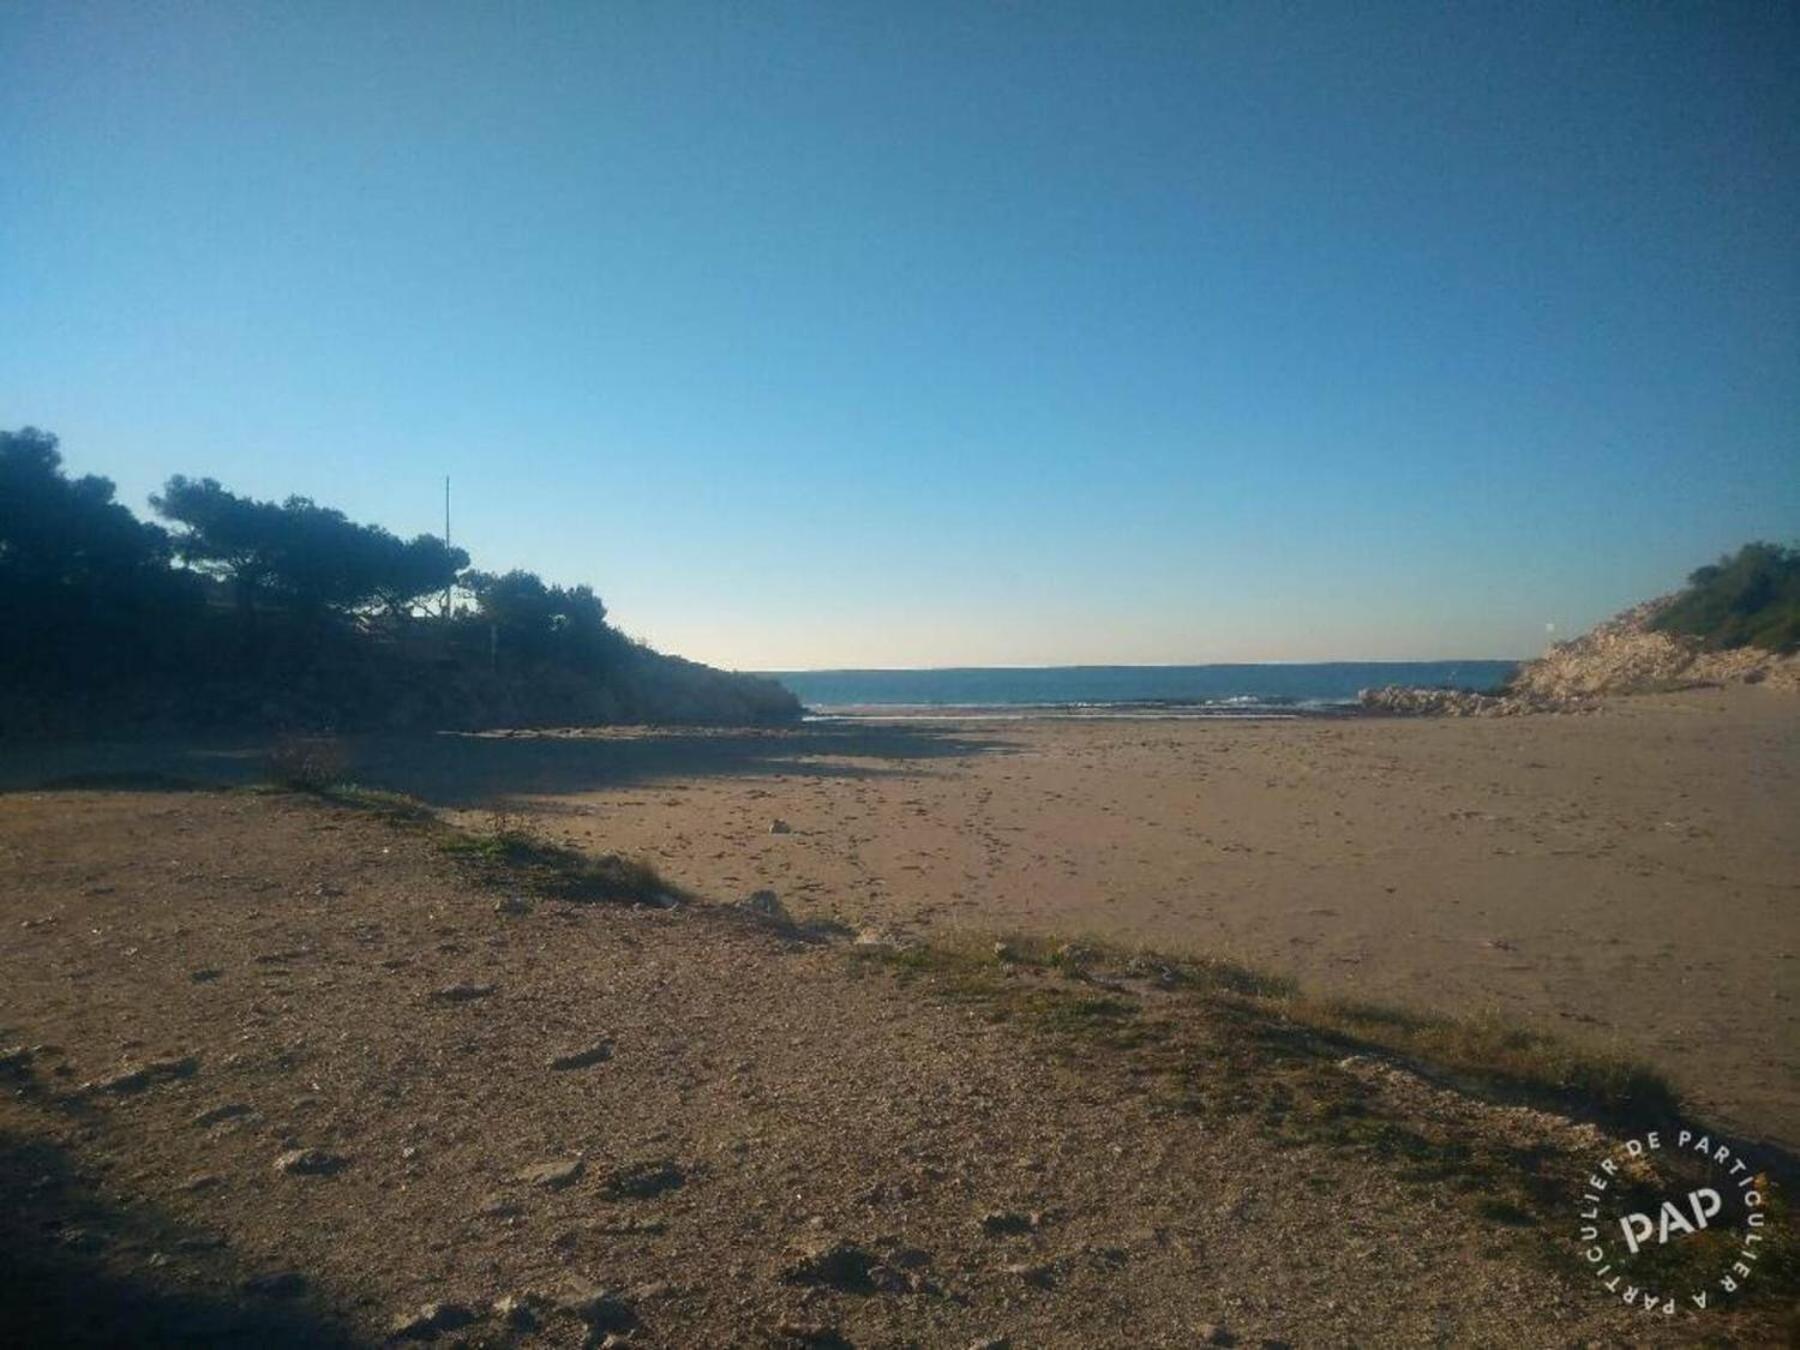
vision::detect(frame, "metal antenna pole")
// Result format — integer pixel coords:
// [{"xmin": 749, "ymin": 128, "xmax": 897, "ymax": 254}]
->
[{"xmin": 443, "ymin": 475, "xmax": 452, "ymax": 619}]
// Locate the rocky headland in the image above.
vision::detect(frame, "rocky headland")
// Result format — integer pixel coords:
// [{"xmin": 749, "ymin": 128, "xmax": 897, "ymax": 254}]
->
[{"xmin": 1360, "ymin": 595, "xmax": 1800, "ymax": 716}]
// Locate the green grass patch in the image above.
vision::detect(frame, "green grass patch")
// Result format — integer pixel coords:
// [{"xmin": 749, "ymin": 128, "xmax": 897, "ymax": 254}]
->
[
  {"xmin": 265, "ymin": 779, "xmax": 674, "ymax": 907},
  {"xmin": 312, "ymin": 783, "xmax": 436, "ymax": 825},
  {"xmin": 437, "ymin": 825, "xmax": 672, "ymax": 905},
  {"xmin": 1284, "ymin": 998, "xmax": 1679, "ymax": 1125}
]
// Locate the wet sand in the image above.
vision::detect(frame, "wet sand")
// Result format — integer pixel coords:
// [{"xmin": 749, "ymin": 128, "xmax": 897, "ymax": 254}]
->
[{"xmin": 438, "ymin": 689, "xmax": 1799, "ymax": 1146}]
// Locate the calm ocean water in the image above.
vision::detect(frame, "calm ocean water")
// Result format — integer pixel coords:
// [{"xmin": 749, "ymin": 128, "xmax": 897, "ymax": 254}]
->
[{"xmin": 765, "ymin": 662, "xmax": 1519, "ymax": 719}]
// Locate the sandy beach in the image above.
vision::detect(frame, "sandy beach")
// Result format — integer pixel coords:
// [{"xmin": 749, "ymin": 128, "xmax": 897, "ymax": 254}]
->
[
  {"xmin": 12, "ymin": 687, "xmax": 1794, "ymax": 1145},
  {"xmin": 4, "ymin": 689, "xmax": 1796, "ymax": 1343},
  {"xmin": 390, "ymin": 688, "xmax": 1797, "ymax": 1147}
]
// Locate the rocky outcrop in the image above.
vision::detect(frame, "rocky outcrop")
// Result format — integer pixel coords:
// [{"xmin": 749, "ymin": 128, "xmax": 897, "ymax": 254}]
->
[
  {"xmin": 1361, "ymin": 596, "xmax": 1800, "ymax": 716},
  {"xmin": 1506, "ymin": 598, "xmax": 1799, "ymax": 699},
  {"xmin": 1355, "ymin": 685, "xmax": 1578, "ymax": 717}
]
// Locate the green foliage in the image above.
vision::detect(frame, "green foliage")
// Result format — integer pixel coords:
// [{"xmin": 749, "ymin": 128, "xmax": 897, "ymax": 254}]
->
[
  {"xmin": 1649, "ymin": 541, "xmax": 1800, "ymax": 653},
  {"xmin": 0, "ymin": 428, "xmax": 203, "ymax": 690},
  {"xmin": 0, "ymin": 424, "xmax": 800, "ymax": 734},
  {"xmin": 151, "ymin": 475, "xmax": 468, "ymax": 617},
  {"xmin": 462, "ymin": 568, "xmax": 616, "ymax": 670},
  {"xmin": 0, "ymin": 428, "xmax": 173, "ymax": 587}
]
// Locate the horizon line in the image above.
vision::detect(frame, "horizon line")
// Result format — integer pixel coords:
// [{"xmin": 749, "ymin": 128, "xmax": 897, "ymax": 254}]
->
[{"xmin": 751, "ymin": 655, "xmax": 1532, "ymax": 675}]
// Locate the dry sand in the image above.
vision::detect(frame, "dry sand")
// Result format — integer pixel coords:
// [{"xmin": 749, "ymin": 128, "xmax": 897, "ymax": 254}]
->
[
  {"xmin": 8, "ymin": 687, "xmax": 1794, "ymax": 1145},
  {"xmin": 399, "ymin": 688, "xmax": 1795, "ymax": 1148}
]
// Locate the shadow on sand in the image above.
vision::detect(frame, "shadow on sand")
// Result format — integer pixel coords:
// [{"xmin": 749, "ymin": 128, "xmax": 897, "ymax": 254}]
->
[
  {"xmin": 0, "ymin": 721, "xmax": 1011, "ymax": 810},
  {"xmin": 0, "ymin": 1128, "xmax": 356, "ymax": 1347}
]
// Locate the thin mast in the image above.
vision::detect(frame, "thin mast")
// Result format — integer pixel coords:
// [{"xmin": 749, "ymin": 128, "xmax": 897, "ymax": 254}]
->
[{"xmin": 443, "ymin": 475, "xmax": 452, "ymax": 618}]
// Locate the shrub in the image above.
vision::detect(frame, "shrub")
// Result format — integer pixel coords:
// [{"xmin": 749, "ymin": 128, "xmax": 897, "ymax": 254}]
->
[
  {"xmin": 1650, "ymin": 541, "xmax": 1800, "ymax": 653},
  {"xmin": 264, "ymin": 734, "xmax": 349, "ymax": 790}
]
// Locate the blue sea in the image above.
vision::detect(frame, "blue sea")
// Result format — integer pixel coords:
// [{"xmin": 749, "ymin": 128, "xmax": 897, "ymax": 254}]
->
[{"xmin": 766, "ymin": 662, "xmax": 1519, "ymax": 720}]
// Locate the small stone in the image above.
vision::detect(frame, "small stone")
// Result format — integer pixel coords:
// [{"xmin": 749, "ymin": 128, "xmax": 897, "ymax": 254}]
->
[
  {"xmin": 513, "ymin": 1157, "xmax": 584, "ymax": 1189},
  {"xmin": 853, "ymin": 928, "xmax": 911, "ymax": 950},
  {"xmin": 493, "ymin": 1295, "xmax": 538, "ymax": 1329},
  {"xmin": 389, "ymin": 1302, "xmax": 476, "ymax": 1340},
  {"xmin": 429, "ymin": 982, "xmax": 496, "ymax": 1002},
  {"xmin": 181, "ymin": 1172, "xmax": 226, "ymax": 1192},
  {"xmin": 554, "ymin": 1286, "xmax": 634, "ymax": 1331},
  {"xmin": 740, "ymin": 890, "xmax": 787, "ymax": 919},
  {"xmin": 0, "ymin": 1045, "xmax": 33, "ymax": 1072},
  {"xmin": 599, "ymin": 1158, "xmax": 684, "ymax": 1199},
  {"xmin": 192, "ymin": 1102, "xmax": 255, "ymax": 1128},
  {"xmin": 769, "ymin": 819, "xmax": 793, "ymax": 834},
  {"xmin": 993, "ymin": 941, "xmax": 1014, "ymax": 962},
  {"xmin": 273, "ymin": 1148, "xmax": 348, "ymax": 1177},
  {"xmin": 58, "ymin": 1227, "xmax": 104, "ymax": 1253},
  {"xmin": 775, "ymin": 1322, "xmax": 847, "ymax": 1347},
  {"xmin": 978, "ymin": 1209, "xmax": 1034, "ymax": 1236},
  {"xmin": 1002, "ymin": 1260, "xmax": 1055, "ymax": 1287},
  {"xmin": 243, "ymin": 1270, "xmax": 307, "ymax": 1299},
  {"xmin": 189, "ymin": 968, "xmax": 223, "ymax": 982},
  {"xmin": 591, "ymin": 1216, "xmax": 666, "ymax": 1235},
  {"xmin": 1195, "ymin": 1324, "xmax": 1233, "ymax": 1347},
  {"xmin": 968, "ymin": 1339, "xmax": 1012, "ymax": 1350},
  {"xmin": 782, "ymin": 1239, "xmax": 877, "ymax": 1291},
  {"xmin": 495, "ymin": 895, "xmax": 530, "ymax": 916},
  {"xmin": 548, "ymin": 1041, "xmax": 612, "ymax": 1071},
  {"xmin": 89, "ymin": 1055, "xmax": 199, "ymax": 1094}
]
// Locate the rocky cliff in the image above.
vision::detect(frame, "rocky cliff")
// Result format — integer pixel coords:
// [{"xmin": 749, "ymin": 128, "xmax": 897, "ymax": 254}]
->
[
  {"xmin": 1361, "ymin": 596, "xmax": 1800, "ymax": 716},
  {"xmin": 1508, "ymin": 597, "xmax": 1799, "ymax": 699}
]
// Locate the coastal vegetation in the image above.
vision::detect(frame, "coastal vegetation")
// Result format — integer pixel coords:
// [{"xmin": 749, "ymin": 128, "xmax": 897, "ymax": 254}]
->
[
  {"xmin": 0, "ymin": 427, "xmax": 800, "ymax": 736},
  {"xmin": 1649, "ymin": 541, "xmax": 1800, "ymax": 653},
  {"xmin": 857, "ymin": 930, "xmax": 1796, "ymax": 1317}
]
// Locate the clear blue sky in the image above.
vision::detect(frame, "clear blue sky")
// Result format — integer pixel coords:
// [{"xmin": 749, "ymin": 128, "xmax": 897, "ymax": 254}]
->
[{"xmin": 4, "ymin": 2, "xmax": 1796, "ymax": 669}]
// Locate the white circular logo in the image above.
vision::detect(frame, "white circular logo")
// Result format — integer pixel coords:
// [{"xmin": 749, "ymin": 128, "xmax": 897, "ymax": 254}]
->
[{"xmin": 1577, "ymin": 1124, "xmax": 1773, "ymax": 1316}]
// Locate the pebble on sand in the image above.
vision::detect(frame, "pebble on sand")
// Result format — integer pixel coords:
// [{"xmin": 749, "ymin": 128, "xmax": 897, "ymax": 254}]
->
[
  {"xmin": 512, "ymin": 1157, "xmax": 585, "ymax": 1189},
  {"xmin": 547, "ymin": 1041, "xmax": 613, "ymax": 1070},
  {"xmin": 428, "ymin": 982, "xmax": 496, "ymax": 1002},
  {"xmin": 390, "ymin": 1302, "xmax": 477, "ymax": 1340},
  {"xmin": 273, "ymin": 1148, "xmax": 349, "ymax": 1176}
]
